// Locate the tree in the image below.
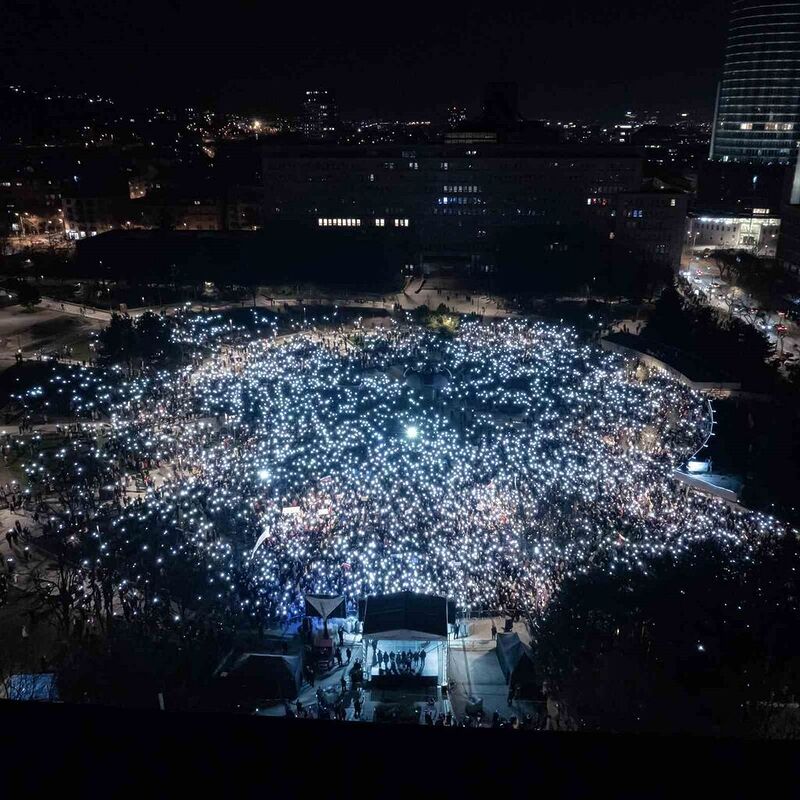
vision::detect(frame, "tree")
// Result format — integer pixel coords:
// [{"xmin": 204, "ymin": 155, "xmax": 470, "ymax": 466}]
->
[
  {"xmin": 645, "ymin": 278, "xmax": 775, "ymax": 389},
  {"xmin": 29, "ymin": 548, "xmax": 87, "ymax": 637},
  {"xmin": 98, "ymin": 312, "xmax": 177, "ymax": 372},
  {"xmin": 15, "ymin": 281, "xmax": 41, "ymax": 310},
  {"xmin": 709, "ymin": 249, "xmax": 737, "ymax": 282},
  {"xmin": 56, "ymin": 616, "xmax": 228, "ymax": 710},
  {"xmin": 643, "ymin": 283, "xmax": 684, "ymax": 342},
  {"xmin": 98, "ymin": 313, "xmax": 137, "ymax": 371},
  {"xmin": 534, "ymin": 537, "xmax": 800, "ymax": 736},
  {"xmin": 134, "ymin": 311, "xmax": 177, "ymax": 363},
  {"xmin": 708, "ymin": 249, "xmax": 785, "ymax": 309}
]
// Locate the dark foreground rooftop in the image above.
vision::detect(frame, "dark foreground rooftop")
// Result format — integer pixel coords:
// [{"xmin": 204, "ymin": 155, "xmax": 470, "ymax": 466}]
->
[{"xmin": 1, "ymin": 700, "xmax": 798, "ymax": 795}]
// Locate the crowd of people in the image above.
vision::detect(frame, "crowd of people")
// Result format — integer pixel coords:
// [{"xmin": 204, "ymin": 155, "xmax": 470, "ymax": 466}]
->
[{"xmin": 5, "ymin": 313, "xmax": 789, "ymax": 644}]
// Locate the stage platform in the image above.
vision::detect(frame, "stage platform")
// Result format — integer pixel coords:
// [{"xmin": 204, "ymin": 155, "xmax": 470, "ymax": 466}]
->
[{"xmin": 364, "ymin": 641, "xmax": 441, "ymax": 688}]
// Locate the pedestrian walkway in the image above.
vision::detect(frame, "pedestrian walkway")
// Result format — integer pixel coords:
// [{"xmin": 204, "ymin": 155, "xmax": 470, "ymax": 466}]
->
[
  {"xmin": 0, "ymin": 504, "xmax": 52, "ymax": 596},
  {"xmin": 256, "ymin": 647, "xmax": 366, "ymax": 719}
]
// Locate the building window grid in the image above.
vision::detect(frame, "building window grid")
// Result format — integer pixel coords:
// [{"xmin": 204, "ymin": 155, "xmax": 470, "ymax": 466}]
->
[{"xmin": 318, "ymin": 218, "xmax": 362, "ymax": 227}]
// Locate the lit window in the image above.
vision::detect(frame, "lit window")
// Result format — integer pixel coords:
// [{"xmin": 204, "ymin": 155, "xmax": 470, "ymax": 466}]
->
[
  {"xmin": 740, "ymin": 123, "xmax": 753, "ymax": 131},
  {"xmin": 670, "ymin": 199, "xmax": 676, "ymax": 207}
]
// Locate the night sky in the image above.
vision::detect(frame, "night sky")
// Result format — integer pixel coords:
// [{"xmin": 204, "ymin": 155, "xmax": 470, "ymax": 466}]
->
[{"xmin": 1, "ymin": 0, "xmax": 728, "ymax": 119}]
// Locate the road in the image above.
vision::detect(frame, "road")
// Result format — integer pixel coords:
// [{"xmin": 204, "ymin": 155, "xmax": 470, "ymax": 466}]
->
[{"xmin": 679, "ymin": 254, "xmax": 800, "ymax": 366}]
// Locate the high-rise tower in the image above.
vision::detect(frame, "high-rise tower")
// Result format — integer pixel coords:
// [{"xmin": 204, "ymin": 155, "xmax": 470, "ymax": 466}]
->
[
  {"xmin": 302, "ymin": 89, "xmax": 338, "ymax": 141},
  {"xmin": 710, "ymin": 1, "xmax": 800, "ymax": 164}
]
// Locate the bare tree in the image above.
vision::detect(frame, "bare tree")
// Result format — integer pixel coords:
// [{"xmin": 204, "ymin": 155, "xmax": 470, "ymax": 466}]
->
[{"xmin": 29, "ymin": 550, "xmax": 87, "ymax": 636}]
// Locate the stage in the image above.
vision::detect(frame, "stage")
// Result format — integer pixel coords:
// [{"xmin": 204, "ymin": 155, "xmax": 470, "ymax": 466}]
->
[
  {"xmin": 365, "ymin": 639, "xmax": 439, "ymax": 689},
  {"xmin": 360, "ymin": 592, "xmax": 451, "ymax": 688},
  {"xmin": 365, "ymin": 641, "xmax": 440, "ymax": 688}
]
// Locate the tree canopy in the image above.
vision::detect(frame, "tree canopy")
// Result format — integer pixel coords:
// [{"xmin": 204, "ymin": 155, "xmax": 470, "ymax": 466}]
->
[
  {"xmin": 98, "ymin": 312, "xmax": 178, "ymax": 369},
  {"xmin": 13, "ymin": 280, "xmax": 41, "ymax": 310},
  {"xmin": 534, "ymin": 537, "xmax": 800, "ymax": 736},
  {"xmin": 643, "ymin": 280, "xmax": 774, "ymax": 389}
]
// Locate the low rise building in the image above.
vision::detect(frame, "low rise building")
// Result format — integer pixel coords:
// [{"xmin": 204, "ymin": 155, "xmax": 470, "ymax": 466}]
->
[
  {"xmin": 614, "ymin": 191, "xmax": 689, "ymax": 269},
  {"xmin": 263, "ymin": 141, "xmax": 646, "ymax": 264},
  {"xmin": 132, "ymin": 189, "xmax": 222, "ymax": 230},
  {"xmin": 262, "ymin": 140, "xmax": 689, "ymax": 272},
  {"xmin": 686, "ymin": 209, "xmax": 780, "ymax": 257},
  {"xmin": 62, "ymin": 189, "xmax": 130, "ymax": 239}
]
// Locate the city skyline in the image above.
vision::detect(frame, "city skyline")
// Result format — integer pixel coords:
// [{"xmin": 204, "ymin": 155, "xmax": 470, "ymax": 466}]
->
[{"xmin": 2, "ymin": 0, "xmax": 729, "ymax": 119}]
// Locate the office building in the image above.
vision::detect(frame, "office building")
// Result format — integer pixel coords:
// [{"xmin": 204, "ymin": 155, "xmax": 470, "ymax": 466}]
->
[
  {"xmin": 262, "ymin": 140, "xmax": 687, "ymax": 271},
  {"xmin": 686, "ymin": 209, "xmax": 780, "ymax": 257},
  {"xmin": 615, "ymin": 192, "xmax": 689, "ymax": 269},
  {"xmin": 710, "ymin": 0, "xmax": 800, "ymax": 164},
  {"xmin": 776, "ymin": 203, "xmax": 800, "ymax": 279},
  {"xmin": 62, "ymin": 183, "xmax": 131, "ymax": 239},
  {"xmin": 303, "ymin": 90, "xmax": 338, "ymax": 141},
  {"xmin": 132, "ymin": 189, "xmax": 222, "ymax": 231},
  {"xmin": 777, "ymin": 147, "xmax": 800, "ymax": 279}
]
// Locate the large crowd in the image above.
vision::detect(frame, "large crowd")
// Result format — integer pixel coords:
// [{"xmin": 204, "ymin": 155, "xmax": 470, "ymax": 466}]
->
[{"xmin": 12, "ymin": 314, "xmax": 789, "ymax": 631}]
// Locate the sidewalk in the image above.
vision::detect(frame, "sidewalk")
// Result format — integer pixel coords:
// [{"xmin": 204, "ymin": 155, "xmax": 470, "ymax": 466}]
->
[{"xmin": 448, "ymin": 634, "xmax": 538, "ymax": 724}]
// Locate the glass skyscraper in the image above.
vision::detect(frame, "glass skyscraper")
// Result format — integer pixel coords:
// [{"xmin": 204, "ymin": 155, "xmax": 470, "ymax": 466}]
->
[{"xmin": 710, "ymin": 1, "xmax": 800, "ymax": 164}]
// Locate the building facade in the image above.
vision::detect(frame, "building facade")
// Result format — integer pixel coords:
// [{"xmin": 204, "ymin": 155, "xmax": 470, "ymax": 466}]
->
[
  {"xmin": 686, "ymin": 209, "xmax": 781, "ymax": 256},
  {"xmin": 264, "ymin": 142, "xmax": 641, "ymax": 247},
  {"xmin": 776, "ymin": 202, "xmax": 800, "ymax": 279},
  {"xmin": 303, "ymin": 90, "xmax": 338, "ymax": 141},
  {"xmin": 262, "ymin": 141, "xmax": 690, "ymax": 271},
  {"xmin": 62, "ymin": 192, "xmax": 129, "ymax": 238},
  {"xmin": 710, "ymin": 0, "xmax": 800, "ymax": 164},
  {"xmin": 133, "ymin": 191, "xmax": 222, "ymax": 230},
  {"xmin": 614, "ymin": 192, "xmax": 690, "ymax": 269}
]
